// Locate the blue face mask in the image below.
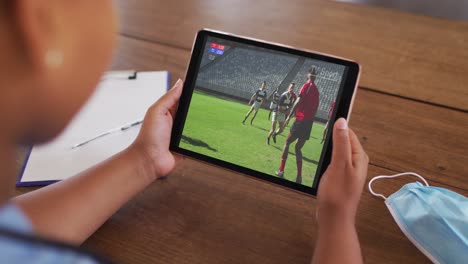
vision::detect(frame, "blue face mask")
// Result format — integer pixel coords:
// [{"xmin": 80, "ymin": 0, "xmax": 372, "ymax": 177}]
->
[{"xmin": 368, "ymin": 172, "xmax": 468, "ymax": 264}]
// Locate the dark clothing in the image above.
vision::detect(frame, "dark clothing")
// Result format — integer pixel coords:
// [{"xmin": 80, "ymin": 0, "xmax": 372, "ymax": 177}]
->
[
  {"xmin": 278, "ymin": 92, "xmax": 294, "ymax": 109},
  {"xmin": 272, "ymin": 92, "xmax": 280, "ymax": 104},
  {"xmin": 254, "ymin": 89, "xmax": 267, "ymax": 102},
  {"xmin": 290, "ymin": 120, "xmax": 314, "ymax": 140}
]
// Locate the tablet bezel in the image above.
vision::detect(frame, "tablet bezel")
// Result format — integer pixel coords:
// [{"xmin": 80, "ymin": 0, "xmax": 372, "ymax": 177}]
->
[{"xmin": 170, "ymin": 29, "xmax": 360, "ymax": 196}]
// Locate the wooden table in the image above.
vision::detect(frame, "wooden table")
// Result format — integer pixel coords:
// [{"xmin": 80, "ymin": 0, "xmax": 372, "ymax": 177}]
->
[{"xmin": 17, "ymin": 0, "xmax": 468, "ymax": 263}]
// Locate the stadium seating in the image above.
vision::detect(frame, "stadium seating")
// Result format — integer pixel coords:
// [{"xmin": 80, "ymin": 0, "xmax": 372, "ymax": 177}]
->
[{"xmin": 196, "ymin": 46, "xmax": 346, "ymax": 121}]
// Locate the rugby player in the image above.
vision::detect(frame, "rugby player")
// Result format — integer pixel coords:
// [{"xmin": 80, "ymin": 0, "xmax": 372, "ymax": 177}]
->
[
  {"xmin": 267, "ymin": 87, "xmax": 280, "ymax": 120},
  {"xmin": 242, "ymin": 81, "xmax": 268, "ymax": 125},
  {"xmin": 268, "ymin": 83, "xmax": 295, "ymax": 144},
  {"xmin": 276, "ymin": 68, "xmax": 320, "ymax": 184}
]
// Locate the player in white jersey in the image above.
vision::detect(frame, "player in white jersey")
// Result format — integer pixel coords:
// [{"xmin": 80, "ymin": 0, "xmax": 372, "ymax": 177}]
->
[
  {"xmin": 267, "ymin": 83, "xmax": 295, "ymax": 144},
  {"xmin": 267, "ymin": 88, "xmax": 280, "ymax": 120},
  {"xmin": 243, "ymin": 81, "xmax": 268, "ymax": 125}
]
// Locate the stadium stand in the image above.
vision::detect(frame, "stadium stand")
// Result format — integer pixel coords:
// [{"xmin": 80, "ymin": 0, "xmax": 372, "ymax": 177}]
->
[{"xmin": 195, "ymin": 45, "xmax": 346, "ymax": 121}]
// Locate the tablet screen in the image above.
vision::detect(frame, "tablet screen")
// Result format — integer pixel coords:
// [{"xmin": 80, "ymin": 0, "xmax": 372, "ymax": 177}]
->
[{"xmin": 171, "ymin": 30, "xmax": 359, "ymax": 195}]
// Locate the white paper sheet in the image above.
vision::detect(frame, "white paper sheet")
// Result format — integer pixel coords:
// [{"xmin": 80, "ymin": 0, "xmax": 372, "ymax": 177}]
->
[{"xmin": 19, "ymin": 71, "xmax": 169, "ymax": 184}]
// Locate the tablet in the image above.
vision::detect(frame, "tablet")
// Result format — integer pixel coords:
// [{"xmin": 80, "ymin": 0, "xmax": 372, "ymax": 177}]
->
[{"xmin": 170, "ymin": 29, "xmax": 360, "ymax": 195}]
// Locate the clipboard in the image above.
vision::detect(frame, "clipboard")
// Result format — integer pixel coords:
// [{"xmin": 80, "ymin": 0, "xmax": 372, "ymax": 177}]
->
[{"xmin": 17, "ymin": 71, "xmax": 170, "ymax": 187}]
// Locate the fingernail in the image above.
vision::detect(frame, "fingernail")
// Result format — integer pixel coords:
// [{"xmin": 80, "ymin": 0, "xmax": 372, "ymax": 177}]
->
[
  {"xmin": 336, "ymin": 118, "xmax": 348, "ymax": 130},
  {"xmin": 175, "ymin": 78, "xmax": 182, "ymax": 86}
]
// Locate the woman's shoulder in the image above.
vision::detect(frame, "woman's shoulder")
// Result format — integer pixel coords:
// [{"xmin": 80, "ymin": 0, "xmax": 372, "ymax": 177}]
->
[
  {"xmin": 0, "ymin": 203, "xmax": 33, "ymax": 234},
  {"xmin": 0, "ymin": 204, "xmax": 110, "ymax": 264}
]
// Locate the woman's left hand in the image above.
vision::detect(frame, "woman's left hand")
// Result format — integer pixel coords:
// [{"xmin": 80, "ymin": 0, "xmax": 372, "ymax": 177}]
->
[{"xmin": 131, "ymin": 79, "xmax": 183, "ymax": 180}]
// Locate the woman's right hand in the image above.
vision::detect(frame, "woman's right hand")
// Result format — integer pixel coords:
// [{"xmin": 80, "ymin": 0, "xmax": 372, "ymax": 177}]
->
[{"xmin": 316, "ymin": 118, "xmax": 369, "ymax": 227}]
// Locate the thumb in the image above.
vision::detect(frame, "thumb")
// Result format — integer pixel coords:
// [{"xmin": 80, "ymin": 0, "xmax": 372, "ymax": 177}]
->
[
  {"xmin": 155, "ymin": 79, "xmax": 183, "ymax": 116},
  {"xmin": 167, "ymin": 78, "xmax": 183, "ymax": 101},
  {"xmin": 330, "ymin": 118, "xmax": 351, "ymax": 167}
]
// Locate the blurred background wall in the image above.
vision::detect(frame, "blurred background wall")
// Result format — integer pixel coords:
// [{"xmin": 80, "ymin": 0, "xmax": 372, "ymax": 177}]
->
[{"xmin": 336, "ymin": 0, "xmax": 468, "ymax": 21}]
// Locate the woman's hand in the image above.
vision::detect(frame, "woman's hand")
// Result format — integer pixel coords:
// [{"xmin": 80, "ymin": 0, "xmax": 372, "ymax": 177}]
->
[
  {"xmin": 316, "ymin": 118, "xmax": 369, "ymax": 227},
  {"xmin": 130, "ymin": 79, "xmax": 183, "ymax": 180}
]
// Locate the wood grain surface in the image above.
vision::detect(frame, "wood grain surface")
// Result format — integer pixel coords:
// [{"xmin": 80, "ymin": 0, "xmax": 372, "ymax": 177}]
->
[
  {"xmin": 80, "ymin": 158, "xmax": 467, "ymax": 264},
  {"xmin": 113, "ymin": 0, "xmax": 468, "ymax": 111},
  {"xmin": 14, "ymin": 1, "xmax": 468, "ymax": 263}
]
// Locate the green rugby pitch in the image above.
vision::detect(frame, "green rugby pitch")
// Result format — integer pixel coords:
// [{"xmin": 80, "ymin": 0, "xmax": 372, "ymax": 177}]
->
[{"xmin": 180, "ymin": 91, "xmax": 325, "ymax": 187}]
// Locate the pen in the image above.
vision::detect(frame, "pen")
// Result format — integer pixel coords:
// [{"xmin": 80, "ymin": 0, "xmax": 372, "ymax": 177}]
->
[
  {"xmin": 121, "ymin": 120, "xmax": 143, "ymax": 131},
  {"xmin": 71, "ymin": 119, "xmax": 143, "ymax": 149}
]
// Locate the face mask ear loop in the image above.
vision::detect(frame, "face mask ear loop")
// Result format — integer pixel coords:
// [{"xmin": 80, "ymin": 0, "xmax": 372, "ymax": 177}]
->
[
  {"xmin": 368, "ymin": 176, "xmax": 388, "ymax": 200},
  {"xmin": 368, "ymin": 172, "xmax": 430, "ymax": 200}
]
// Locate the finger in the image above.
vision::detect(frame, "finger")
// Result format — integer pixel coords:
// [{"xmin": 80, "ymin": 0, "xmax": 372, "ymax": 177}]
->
[
  {"xmin": 168, "ymin": 80, "xmax": 183, "ymax": 117},
  {"xmin": 348, "ymin": 128, "xmax": 364, "ymax": 156},
  {"xmin": 167, "ymin": 78, "xmax": 183, "ymax": 103},
  {"xmin": 348, "ymin": 128, "xmax": 369, "ymax": 167},
  {"xmin": 168, "ymin": 102, "xmax": 180, "ymax": 120},
  {"xmin": 331, "ymin": 118, "xmax": 352, "ymax": 167},
  {"xmin": 154, "ymin": 79, "xmax": 183, "ymax": 116}
]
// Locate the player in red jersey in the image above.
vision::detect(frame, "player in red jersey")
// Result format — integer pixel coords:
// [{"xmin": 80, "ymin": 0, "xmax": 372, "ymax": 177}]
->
[
  {"xmin": 321, "ymin": 101, "xmax": 335, "ymax": 144},
  {"xmin": 276, "ymin": 68, "xmax": 320, "ymax": 184}
]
